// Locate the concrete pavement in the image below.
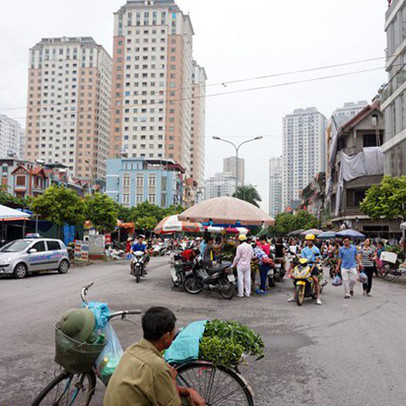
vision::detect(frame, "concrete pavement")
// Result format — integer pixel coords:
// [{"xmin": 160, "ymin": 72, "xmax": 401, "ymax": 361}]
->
[{"xmin": 1, "ymin": 257, "xmax": 405, "ymax": 406}]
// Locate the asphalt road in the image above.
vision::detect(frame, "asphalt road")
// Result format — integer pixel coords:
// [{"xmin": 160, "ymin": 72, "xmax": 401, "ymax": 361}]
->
[{"xmin": 1, "ymin": 257, "xmax": 406, "ymax": 406}]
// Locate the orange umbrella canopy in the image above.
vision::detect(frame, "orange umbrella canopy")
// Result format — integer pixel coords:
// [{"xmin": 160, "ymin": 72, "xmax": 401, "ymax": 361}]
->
[{"xmin": 178, "ymin": 197, "xmax": 275, "ymax": 226}]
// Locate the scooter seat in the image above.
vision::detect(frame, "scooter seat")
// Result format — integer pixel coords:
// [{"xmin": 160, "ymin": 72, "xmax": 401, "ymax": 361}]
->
[{"xmin": 205, "ymin": 265, "xmax": 228, "ymax": 275}]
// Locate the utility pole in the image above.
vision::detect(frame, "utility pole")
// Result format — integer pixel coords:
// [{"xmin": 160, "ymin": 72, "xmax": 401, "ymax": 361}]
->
[
  {"xmin": 212, "ymin": 136, "xmax": 263, "ymax": 197},
  {"xmin": 85, "ymin": 159, "xmax": 95, "ymax": 195}
]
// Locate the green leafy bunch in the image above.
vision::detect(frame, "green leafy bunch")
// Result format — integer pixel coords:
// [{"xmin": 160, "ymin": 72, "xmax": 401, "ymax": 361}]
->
[
  {"xmin": 199, "ymin": 320, "xmax": 265, "ymax": 366},
  {"xmin": 199, "ymin": 336, "xmax": 244, "ymax": 367}
]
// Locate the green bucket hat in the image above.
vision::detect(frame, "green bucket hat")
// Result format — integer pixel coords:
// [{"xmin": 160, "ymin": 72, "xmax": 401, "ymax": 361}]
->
[{"xmin": 59, "ymin": 308, "xmax": 96, "ymax": 343}]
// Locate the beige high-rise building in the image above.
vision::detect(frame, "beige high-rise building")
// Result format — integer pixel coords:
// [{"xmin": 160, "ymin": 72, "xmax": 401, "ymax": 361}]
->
[
  {"xmin": 190, "ymin": 62, "xmax": 207, "ymax": 187},
  {"xmin": 25, "ymin": 37, "xmax": 112, "ymax": 180},
  {"xmin": 110, "ymin": 0, "xmax": 205, "ymax": 181},
  {"xmin": 223, "ymin": 156, "xmax": 245, "ymax": 186}
]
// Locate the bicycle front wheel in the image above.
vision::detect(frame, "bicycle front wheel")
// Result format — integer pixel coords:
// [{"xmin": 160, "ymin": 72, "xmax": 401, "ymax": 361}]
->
[
  {"xmin": 31, "ymin": 370, "xmax": 96, "ymax": 406},
  {"xmin": 176, "ymin": 361, "xmax": 254, "ymax": 406}
]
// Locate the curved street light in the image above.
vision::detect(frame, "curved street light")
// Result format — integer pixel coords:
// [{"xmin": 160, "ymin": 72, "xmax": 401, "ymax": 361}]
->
[{"xmin": 212, "ymin": 136, "xmax": 263, "ymax": 195}]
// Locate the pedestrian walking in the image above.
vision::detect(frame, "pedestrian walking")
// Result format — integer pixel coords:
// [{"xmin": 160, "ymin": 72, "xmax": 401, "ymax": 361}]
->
[
  {"xmin": 336, "ymin": 237, "xmax": 362, "ymax": 299},
  {"xmin": 358, "ymin": 238, "xmax": 376, "ymax": 296},
  {"xmin": 232, "ymin": 234, "xmax": 254, "ymax": 298},
  {"xmin": 252, "ymin": 244, "xmax": 273, "ymax": 295}
]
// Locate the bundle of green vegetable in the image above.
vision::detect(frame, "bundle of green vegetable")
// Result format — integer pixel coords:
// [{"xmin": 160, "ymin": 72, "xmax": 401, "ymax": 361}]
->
[{"xmin": 199, "ymin": 320, "xmax": 264, "ymax": 366}]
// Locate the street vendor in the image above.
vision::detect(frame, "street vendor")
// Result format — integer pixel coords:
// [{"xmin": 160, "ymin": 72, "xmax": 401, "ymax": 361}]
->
[{"xmin": 104, "ymin": 307, "xmax": 205, "ymax": 406}]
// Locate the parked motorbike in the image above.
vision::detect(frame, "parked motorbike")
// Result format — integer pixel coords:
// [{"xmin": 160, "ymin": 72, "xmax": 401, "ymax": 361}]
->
[
  {"xmin": 292, "ymin": 258, "xmax": 325, "ymax": 306},
  {"xmin": 183, "ymin": 256, "xmax": 235, "ymax": 299},
  {"xmin": 130, "ymin": 251, "xmax": 147, "ymax": 283},
  {"xmin": 170, "ymin": 253, "xmax": 194, "ymax": 287}
]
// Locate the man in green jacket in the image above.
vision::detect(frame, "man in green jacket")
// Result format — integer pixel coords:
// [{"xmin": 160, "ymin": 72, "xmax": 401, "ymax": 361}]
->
[{"xmin": 104, "ymin": 307, "xmax": 205, "ymax": 406}]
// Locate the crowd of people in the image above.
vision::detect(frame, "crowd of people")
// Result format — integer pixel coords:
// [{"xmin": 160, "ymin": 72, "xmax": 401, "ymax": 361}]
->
[{"xmin": 124, "ymin": 231, "xmax": 404, "ymax": 303}]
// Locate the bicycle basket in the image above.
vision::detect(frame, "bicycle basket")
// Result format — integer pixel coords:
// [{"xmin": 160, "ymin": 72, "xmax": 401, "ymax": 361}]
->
[{"xmin": 54, "ymin": 322, "xmax": 107, "ymax": 374}]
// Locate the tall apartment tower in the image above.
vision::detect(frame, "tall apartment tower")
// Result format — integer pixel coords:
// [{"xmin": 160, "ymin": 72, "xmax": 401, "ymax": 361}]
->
[
  {"xmin": 282, "ymin": 107, "xmax": 327, "ymax": 209},
  {"xmin": 190, "ymin": 62, "xmax": 207, "ymax": 187},
  {"xmin": 269, "ymin": 156, "xmax": 283, "ymax": 218},
  {"xmin": 382, "ymin": 1, "xmax": 406, "ymax": 176},
  {"xmin": 223, "ymin": 157, "xmax": 245, "ymax": 186},
  {"xmin": 25, "ymin": 37, "xmax": 112, "ymax": 180},
  {"xmin": 110, "ymin": 0, "xmax": 203, "ymax": 180},
  {"xmin": 0, "ymin": 114, "xmax": 24, "ymax": 158}
]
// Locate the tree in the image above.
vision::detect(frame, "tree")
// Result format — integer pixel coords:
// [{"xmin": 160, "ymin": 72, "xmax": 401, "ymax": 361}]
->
[
  {"xmin": 115, "ymin": 203, "xmax": 133, "ymax": 223},
  {"xmin": 30, "ymin": 185, "xmax": 85, "ymax": 237},
  {"xmin": 163, "ymin": 204, "xmax": 185, "ymax": 217},
  {"xmin": 0, "ymin": 188, "xmax": 31, "ymax": 209},
  {"xmin": 360, "ymin": 176, "xmax": 406, "ymax": 221},
  {"xmin": 233, "ymin": 185, "xmax": 262, "ymax": 207},
  {"xmin": 129, "ymin": 201, "xmax": 164, "ymax": 230},
  {"xmin": 134, "ymin": 216, "xmax": 159, "ymax": 231},
  {"xmin": 267, "ymin": 211, "xmax": 318, "ymax": 237},
  {"xmin": 84, "ymin": 193, "xmax": 119, "ymax": 232}
]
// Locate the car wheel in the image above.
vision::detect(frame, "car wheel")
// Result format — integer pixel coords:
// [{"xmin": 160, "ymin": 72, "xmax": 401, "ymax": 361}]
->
[
  {"xmin": 14, "ymin": 263, "xmax": 28, "ymax": 279},
  {"xmin": 58, "ymin": 259, "xmax": 70, "ymax": 274}
]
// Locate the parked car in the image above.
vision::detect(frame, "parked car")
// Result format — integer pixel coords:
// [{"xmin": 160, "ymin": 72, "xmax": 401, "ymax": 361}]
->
[{"xmin": 0, "ymin": 238, "xmax": 70, "ymax": 279}]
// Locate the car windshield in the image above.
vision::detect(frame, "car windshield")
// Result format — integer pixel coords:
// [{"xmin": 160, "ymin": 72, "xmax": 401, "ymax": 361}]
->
[{"xmin": 0, "ymin": 240, "xmax": 32, "ymax": 253}]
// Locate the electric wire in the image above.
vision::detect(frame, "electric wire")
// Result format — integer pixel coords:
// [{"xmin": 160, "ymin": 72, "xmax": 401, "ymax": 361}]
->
[
  {"xmin": 7, "ymin": 65, "xmax": 387, "ymax": 122},
  {"xmin": 0, "ymin": 55, "xmax": 393, "ymax": 113}
]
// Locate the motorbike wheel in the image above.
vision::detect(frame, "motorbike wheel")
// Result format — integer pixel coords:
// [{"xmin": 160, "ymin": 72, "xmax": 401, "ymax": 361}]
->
[
  {"xmin": 295, "ymin": 285, "xmax": 305, "ymax": 306},
  {"xmin": 273, "ymin": 272, "xmax": 281, "ymax": 283},
  {"xmin": 382, "ymin": 269, "xmax": 396, "ymax": 282},
  {"xmin": 219, "ymin": 279, "xmax": 234, "ymax": 300},
  {"xmin": 135, "ymin": 267, "xmax": 141, "ymax": 283},
  {"xmin": 183, "ymin": 275, "xmax": 202, "ymax": 294}
]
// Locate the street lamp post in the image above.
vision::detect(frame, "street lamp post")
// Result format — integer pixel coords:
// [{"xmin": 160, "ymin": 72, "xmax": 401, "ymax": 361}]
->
[
  {"xmin": 85, "ymin": 159, "xmax": 95, "ymax": 195},
  {"xmin": 212, "ymin": 136, "xmax": 263, "ymax": 196}
]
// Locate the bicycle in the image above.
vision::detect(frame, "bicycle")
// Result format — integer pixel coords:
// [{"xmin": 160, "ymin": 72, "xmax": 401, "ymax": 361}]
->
[
  {"xmin": 31, "ymin": 283, "xmax": 142, "ymax": 406},
  {"xmin": 32, "ymin": 283, "xmax": 257, "ymax": 406}
]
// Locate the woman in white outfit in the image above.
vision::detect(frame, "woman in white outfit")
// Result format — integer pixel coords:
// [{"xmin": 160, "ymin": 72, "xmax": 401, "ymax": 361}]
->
[{"xmin": 232, "ymin": 235, "xmax": 254, "ymax": 298}]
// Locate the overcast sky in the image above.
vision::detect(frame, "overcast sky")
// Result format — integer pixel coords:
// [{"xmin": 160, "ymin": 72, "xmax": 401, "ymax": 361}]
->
[{"xmin": 0, "ymin": 0, "xmax": 388, "ymax": 212}]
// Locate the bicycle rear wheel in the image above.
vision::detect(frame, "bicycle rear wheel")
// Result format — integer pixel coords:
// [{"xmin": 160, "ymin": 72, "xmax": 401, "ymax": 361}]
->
[
  {"xmin": 176, "ymin": 361, "xmax": 254, "ymax": 406},
  {"xmin": 31, "ymin": 370, "xmax": 96, "ymax": 406}
]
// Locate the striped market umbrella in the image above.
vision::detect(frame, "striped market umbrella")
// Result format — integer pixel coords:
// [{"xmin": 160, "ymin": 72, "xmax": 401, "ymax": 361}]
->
[{"xmin": 153, "ymin": 215, "xmax": 204, "ymax": 234}]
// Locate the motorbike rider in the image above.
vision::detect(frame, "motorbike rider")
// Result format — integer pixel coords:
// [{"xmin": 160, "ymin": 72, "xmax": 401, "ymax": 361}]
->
[
  {"xmin": 131, "ymin": 235, "xmax": 147, "ymax": 253},
  {"xmin": 274, "ymin": 238, "xmax": 287, "ymax": 272},
  {"xmin": 288, "ymin": 234, "xmax": 322, "ymax": 305},
  {"xmin": 131, "ymin": 235, "xmax": 149, "ymax": 274}
]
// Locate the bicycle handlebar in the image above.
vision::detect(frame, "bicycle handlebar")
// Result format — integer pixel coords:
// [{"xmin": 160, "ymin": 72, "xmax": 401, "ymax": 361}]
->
[
  {"xmin": 108, "ymin": 310, "xmax": 142, "ymax": 321},
  {"xmin": 81, "ymin": 282, "xmax": 94, "ymax": 304},
  {"xmin": 80, "ymin": 283, "xmax": 142, "ymax": 319}
]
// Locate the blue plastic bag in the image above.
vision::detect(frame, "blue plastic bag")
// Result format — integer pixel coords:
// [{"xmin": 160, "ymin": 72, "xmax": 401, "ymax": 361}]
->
[
  {"xmin": 359, "ymin": 272, "xmax": 368, "ymax": 284},
  {"xmin": 332, "ymin": 275, "xmax": 342, "ymax": 286}
]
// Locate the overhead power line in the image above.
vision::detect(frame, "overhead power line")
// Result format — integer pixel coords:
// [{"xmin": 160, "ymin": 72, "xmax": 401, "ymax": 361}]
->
[
  {"xmin": 0, "ymin": 55, "xmax": 390, "ymax": 113},
  {"xmin": 8, "ymin": 65, "xmax": 386, "ymax": 122}
]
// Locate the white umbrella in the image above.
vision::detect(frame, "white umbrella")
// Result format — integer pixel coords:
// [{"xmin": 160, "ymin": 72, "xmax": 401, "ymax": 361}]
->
[{"xmin": 0, "ymin": 205, "xmax": 30, "ymax": 220}]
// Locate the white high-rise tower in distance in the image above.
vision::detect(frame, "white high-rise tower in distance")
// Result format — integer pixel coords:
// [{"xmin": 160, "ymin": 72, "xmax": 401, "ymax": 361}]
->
[
  {"xmin": 282, "ymin": 107, "xmax": 327, "ymax": 209},
  {"xmin": 110, "ymin": 0, "xmax": 206, "ymax": 183},
  {"xmin": 269, "ymin": 156, "xmax": 283, "ymax": 217},
  {"xmin": 0, "ymin": 114, "xmax": 24, "ymax": 158}
]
